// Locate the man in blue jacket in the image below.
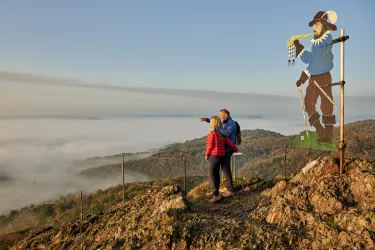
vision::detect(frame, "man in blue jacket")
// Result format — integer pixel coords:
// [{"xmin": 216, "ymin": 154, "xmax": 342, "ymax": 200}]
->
[
  {"xmin": 294, "ymin": 11, "xmax": 337, "ymax": 143},
  {"xmin": 200, "ymin": 108, "xmax": 236, "ymax": 197}
]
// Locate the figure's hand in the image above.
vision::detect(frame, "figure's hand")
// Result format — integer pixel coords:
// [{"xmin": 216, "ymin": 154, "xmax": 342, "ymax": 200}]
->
[
  {"xmin": 205, "ymin": 156, "xmax": 210, "ymax": 162},
  {"xmin": 296, "ymin": 71, "xmax": 309, "ymax": 87},
  {"xmin": 200, "ymin": 117, "xmax": 207, "ymax": 122},
  {"xmin": 293, "ymin": 39, "xmax": 301, "ymax": 46},
  {"xmin": 293, "ymin": 39, "xmax": 304, "ymax": 57}
]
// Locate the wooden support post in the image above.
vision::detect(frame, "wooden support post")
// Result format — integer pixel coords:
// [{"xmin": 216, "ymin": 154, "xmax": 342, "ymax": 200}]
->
[
  {"xmin": 122, "ymin": 153, "xmax": 125, "ymax": 203},
  {"xmin": 230, "ymin": 156, "xmax": 233, "ymax": 183},
  {"xmin": 233, "ymin": 155, "xmax": 236, "ymax": 183},
  {"xmin": 339, "ymin": 29, "xmax": 346, "ymax": 174},
  {"xmin": 80, "ymin": 191, "xmax": 83, "ymax": 224},
  {"xmin": 183, "ymin": 157, "xmax": 187, "ymax": 196}
]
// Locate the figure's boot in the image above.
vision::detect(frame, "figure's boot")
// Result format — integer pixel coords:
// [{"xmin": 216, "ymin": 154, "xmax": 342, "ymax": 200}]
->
[
  {"xmin": 309, "ymin": 112, "xmax": 325, "ymax": 140},
  {"xmin": 320, "ymin": 115, "xmax": 336, "ymax": 143}
]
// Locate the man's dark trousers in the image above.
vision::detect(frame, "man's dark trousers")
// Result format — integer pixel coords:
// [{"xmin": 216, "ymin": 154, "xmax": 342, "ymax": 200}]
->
[{"xmin": 221, "ymin": 148, "xmax": 234, "ymax": 192}]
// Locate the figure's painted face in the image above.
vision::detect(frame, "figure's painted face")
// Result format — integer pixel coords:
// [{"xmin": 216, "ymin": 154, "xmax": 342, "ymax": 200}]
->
[{"xmin": 313, "ymin": 22, "xmax": 325, "ymax": 39}]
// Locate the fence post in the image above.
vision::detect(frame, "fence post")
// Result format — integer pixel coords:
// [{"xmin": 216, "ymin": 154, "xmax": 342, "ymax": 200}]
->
[
  {"xmin": 80, "ymin": 191, "xmax": 83, "ymax": 224},
  {"xmin": 183, "ymin": 157, "xmax": 187, "ymax": 196},
  {"xmin": 122, "ymin": 153, "xmax": 125, "ymax": 203},
  {"xmin": 284, "ymin": 146, "xmax": 287, "ymax": 181}
]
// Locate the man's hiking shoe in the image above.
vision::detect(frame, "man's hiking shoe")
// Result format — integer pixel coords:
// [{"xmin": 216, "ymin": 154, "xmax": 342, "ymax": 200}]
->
[
  {"xmin": 221, "ymin": 191, "xmax": 234, "ymax": 198},
  {"xmin": 209, "ymin": 194, "xmax": 223, "ymax": 203},
  {"xmin": 219, "ymin": 187, "xmax": 227, "ymax": 193}
]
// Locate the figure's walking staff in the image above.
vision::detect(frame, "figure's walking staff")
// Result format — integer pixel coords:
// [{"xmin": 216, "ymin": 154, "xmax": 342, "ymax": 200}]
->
[
  {"xmin": 297, "ymin": 86, "xmax": 309, "ymax": 137},
  {"xmin": 319, "ymin": 29, "xmax": 349, "ymax": 173}
]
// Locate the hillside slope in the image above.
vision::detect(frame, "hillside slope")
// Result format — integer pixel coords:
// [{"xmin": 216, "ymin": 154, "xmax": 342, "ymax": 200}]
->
[
  {"xmin": 78, "ymin": 120, "xmax": 375, "ymax": 180},
  {"xmin": 12, "ymin": 157, "xmax": 375, "ymax": 249}
]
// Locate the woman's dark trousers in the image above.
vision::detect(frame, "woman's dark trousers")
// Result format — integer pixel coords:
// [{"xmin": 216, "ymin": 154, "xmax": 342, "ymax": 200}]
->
[{"xmin": 208, "ymin": 156, "xmax": 224, "ymax": 196}]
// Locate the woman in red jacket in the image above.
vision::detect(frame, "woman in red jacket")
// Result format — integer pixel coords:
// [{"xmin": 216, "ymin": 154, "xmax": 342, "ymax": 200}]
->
[{"xmin": 205, "ymin": 116, "xmax": 238, "ymax": 203}]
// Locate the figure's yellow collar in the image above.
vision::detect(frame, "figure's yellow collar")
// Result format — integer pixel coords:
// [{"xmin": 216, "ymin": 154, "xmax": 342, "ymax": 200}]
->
[{"xmin": 311, "ymin": 31, "xmax": 330, "ymax": 45}]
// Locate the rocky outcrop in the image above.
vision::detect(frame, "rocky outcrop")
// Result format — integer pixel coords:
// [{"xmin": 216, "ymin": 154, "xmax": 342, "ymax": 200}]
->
[
  {"xmin": 11, "ymin": 186, "xmax": 188, "ymax": 250},
  {"xmin": 252, "ymin": 157, "xmax": 375, "ymax": 249}
]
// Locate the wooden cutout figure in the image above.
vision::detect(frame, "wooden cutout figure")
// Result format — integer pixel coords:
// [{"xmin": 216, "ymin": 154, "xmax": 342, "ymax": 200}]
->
[{"xmin": 293, "ymin": 11, "xmax": 338, "ymax": 149}]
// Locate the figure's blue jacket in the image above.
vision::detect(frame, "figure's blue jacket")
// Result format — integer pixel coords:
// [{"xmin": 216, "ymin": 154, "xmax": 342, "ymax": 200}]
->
[{"xmin": 298, "ymin": 31, "xmax": 334, "ymax": 76}]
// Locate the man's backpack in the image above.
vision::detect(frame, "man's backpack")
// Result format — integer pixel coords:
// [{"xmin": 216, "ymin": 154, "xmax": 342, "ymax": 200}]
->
[{"xmin": 235, "ymin": 121, "xmax": 241, "ymax": 145}]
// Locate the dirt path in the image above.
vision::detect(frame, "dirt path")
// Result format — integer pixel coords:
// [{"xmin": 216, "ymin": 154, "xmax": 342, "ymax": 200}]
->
[
  {"xmin": 189, "ymin": 190, "xmax": 260, "ymax": 219},
  {"xmin": 185, "ymin": 189, "xmax": 262, "ymax": 244}
]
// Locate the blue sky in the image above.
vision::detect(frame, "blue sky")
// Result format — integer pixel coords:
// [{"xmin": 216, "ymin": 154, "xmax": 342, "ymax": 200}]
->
[{"xmin": 0, "ymin": 1, "xmax": 374, "ymax": 96}]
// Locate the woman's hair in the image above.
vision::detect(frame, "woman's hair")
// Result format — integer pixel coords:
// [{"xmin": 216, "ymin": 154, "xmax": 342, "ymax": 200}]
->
[{"xmin": 210, "ymin": 116, "xmax": 224, "ymax": 140}]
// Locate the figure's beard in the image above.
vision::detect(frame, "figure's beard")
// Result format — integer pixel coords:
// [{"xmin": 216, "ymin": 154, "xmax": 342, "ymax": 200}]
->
[{"xmin": 313, "ymin": 31, "xmax": 323, "ymax": 39}]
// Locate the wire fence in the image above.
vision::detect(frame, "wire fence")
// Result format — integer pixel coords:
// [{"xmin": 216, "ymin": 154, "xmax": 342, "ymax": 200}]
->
[
  {"xmin": 1, "ymin": 154, "xmax": 198, "ymax": 234},
  {"xmin": 2, "ymin": 147, "xmax": 298, "ymax": 234}
]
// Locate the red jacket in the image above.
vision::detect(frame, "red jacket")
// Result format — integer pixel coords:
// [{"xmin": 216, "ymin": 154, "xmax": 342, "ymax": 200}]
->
[{"xmin": 205, "ymin": 131, "xmax": 238, "ymax": 156}]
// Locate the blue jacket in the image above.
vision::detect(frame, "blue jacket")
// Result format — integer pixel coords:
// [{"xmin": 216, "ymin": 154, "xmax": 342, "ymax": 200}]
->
[
  {"xmin": 299, "ymin": 32, "xmax": 334, "ymax": 76},
  {"xmin": 205, "ymin": 116, "xmax": 237, "ymax": 145}
]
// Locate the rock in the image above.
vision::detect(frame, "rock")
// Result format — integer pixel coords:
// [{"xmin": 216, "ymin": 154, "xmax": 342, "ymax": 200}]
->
[
  {"xmin": 302, "ymin": 160, "xmax": 318, "ymax": 174},
  {"xmin": 174, "ymin": 240, "xmax": 187, "ymax": 250},
  {"xmin": 321, "ymin": 238, "xmax": 330, "ymax": 246},
  {"xmin": 326, "ymin": 163, "xmax": 339, "ymax": 175},
  {"xmin": 275, "ymin": 181, "xmax": 287, "ymax": 192},
  {"xmin": 338, "ymin": 231, "xmax": 351, "ymax": 246},
  {"xmin": 266, "ymin": 209, "xmax": 282, "ymax": 224},
  {"xmin": 335, "ymin": 201, "xmax": 343, "ymax": 212},
  {"xmin": 311, "ymin": 241, "xmax": 320, "ymax": 249}
]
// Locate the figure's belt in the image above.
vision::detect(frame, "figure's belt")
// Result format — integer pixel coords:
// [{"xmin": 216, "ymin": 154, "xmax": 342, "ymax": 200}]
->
[{"xmin": 310, "ymin": 72, "xmax": 330, "ymax": 77}]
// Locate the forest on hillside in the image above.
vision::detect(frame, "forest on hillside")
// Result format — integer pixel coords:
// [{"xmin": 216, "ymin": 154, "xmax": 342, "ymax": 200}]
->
[{"xmin": 79, "ymin": 120, "xmax": 375, "ymax": 180}]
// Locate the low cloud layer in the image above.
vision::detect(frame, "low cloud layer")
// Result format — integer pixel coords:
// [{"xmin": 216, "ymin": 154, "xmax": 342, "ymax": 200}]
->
[{"xmin": 0, "ymin": 115, "xmax": 308, "ymax": 215}]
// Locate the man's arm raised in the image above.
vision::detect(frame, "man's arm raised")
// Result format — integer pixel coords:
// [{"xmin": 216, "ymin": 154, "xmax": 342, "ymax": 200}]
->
[{"xmin": 200, "ymin": 117, "xmax": 210, "ymax": 123}]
